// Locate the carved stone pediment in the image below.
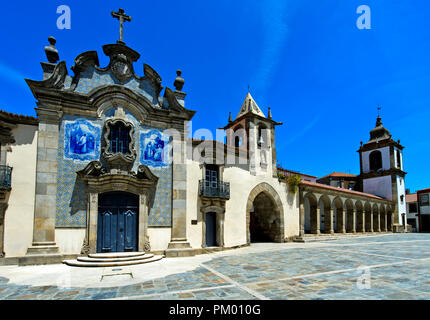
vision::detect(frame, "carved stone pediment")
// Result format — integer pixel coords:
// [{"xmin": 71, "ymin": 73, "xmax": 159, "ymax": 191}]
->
[
  {"xmin": 102, "ymin": 43, "xmax": 140, "ymax": 84},
  {"xmin": 134, "ymin": 165, "xmax": 159, "ymax": 182},
  {"xmin": 111, "ymin": 54, "xmax": 132, "ymax": 83},
  {"xmin": 25, "ymin": 61, "xmax": 68, "ymax": 90},
  {"xmin": 78, "ymin": 161, "xmax": 158, "ymax": 195},
  {"xmin": 78, "ymin": 160, "xmax": 106, "ymax": 177}
]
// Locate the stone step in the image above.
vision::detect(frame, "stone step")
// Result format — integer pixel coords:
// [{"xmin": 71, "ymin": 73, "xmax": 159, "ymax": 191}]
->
[
  {"xmin": 294, "ymin": 232, "xmax": 392, "ymax": 243},
  {"xmin": 88, "ymin": 252, "xmax": 146, "ymax": 259},
  {"xmin": 63, "ymin": 255, "xmax": 164, "ymax": 267},
  {"xmin": 19, "ymin": 254, "xmax": 64, "ymax": 266},
  {"xmin": 77, "ymin": 253, "xmax": 154, "ymax": 263},
  {"xmin": 26, "ymin": 246, "xmax": 60, "ymax": 255}
]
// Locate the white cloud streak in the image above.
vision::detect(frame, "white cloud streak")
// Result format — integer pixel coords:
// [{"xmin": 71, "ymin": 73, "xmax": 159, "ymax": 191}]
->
[
  {"xmin": 0, "ymin": 61, "xmax": 27, "ymax": 88},
  {"xmin": 252, "ymin": 0, "xmax": 290, "ymax": 98}
]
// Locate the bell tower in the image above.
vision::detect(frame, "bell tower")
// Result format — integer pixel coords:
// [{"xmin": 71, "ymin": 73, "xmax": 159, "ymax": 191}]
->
[
  {"xmin": 357, "ymin": 115, "xmax": 407, "ymax": 229},
  {"xmin": 220, "ymin": 92, "xmax": 282, "ymax": 177}
]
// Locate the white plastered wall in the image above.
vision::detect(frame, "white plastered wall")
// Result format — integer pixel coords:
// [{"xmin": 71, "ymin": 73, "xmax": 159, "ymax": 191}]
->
[
  {"xmin": 186, "ymin": 158, "xmax": 299, "ymax": 249},
  {"xmin": 56, "ymin": 229, "xmax": 86, "ymax": 254},
  {"xmin": 363, "ymin": 176, "xmax": 392, "ymax": 200},
  {"xmin": 3, "ymin": 124, "xmax": 38, "ymax": 257},
  {"xmin": 148, "ymin": 227, "xmax": 171, "ymax": 251}
]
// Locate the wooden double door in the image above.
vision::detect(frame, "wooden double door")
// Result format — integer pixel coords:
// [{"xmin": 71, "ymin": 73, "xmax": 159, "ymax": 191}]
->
[{"xmin": 97, "ymin": 192, "xmax": 139, "ymax": 253}]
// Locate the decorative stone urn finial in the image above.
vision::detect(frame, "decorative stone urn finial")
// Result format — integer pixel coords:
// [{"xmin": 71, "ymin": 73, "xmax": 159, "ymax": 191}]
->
[
  {"xmin": 174, "ymin": 69, "xmax": 185, "ymax": 91},
  {"xmin": 45, "ymin": 36, "xmax": 59, "ymax": 63}
]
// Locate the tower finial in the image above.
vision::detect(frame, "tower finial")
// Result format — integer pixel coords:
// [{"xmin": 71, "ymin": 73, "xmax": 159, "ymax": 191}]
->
[
  {"xmin": 376, "ymin": 105, "xmax": 382, "ymax": 127},
  {"xmin": 268, "ymin": 107, "xmax": 272, "ymax": 120},
  {"xmin": 228, "ymin": 112, "xmax": 232, "ymax": 123}
]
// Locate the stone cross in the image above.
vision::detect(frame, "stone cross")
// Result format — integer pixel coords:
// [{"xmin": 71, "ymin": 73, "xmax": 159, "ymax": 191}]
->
[{"xmin": 111, "ymin": 8, "xmax": 132, "ymax": 44}]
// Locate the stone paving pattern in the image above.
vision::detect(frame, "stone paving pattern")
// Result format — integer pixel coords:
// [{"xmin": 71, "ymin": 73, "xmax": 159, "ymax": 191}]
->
[{"xmin": 1, "ymin": 234, "xmax": 430, "ymax": 300}]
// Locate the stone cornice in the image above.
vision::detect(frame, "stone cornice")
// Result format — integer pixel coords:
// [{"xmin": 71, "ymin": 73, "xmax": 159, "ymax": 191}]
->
[
  {"xmin": 358, "ymin": 168, "xmax": 407, "ymax": 179},
  {"xmin": 358, "ymin": 138, "xmax": 404, "ymax": 152}
]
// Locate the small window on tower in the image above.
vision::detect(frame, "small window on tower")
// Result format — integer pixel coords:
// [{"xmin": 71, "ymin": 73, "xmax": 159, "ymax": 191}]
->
[
  {"xmin": 369, "ymin": 150, "xmax": 382, "ymax": 172},
  {"xmin": 233, "ymin": 125, "xmax": 244, "ymax": 148},
  {"xmin": 396, "ymin": 150, "xmax": 401, "ymax": 169},
  {"xmin": 258, "ymin": 125, "xmax": 268, "ymax": 148},
  {"xmin": 235, "ymin": 136, "xmax": 243, "ymax": 148}
]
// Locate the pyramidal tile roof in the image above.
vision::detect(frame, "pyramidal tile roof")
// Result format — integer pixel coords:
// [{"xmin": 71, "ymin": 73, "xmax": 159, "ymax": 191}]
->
[{"xmin": 236, "ymin": 92, "xmax": 266, "ymax": 119}]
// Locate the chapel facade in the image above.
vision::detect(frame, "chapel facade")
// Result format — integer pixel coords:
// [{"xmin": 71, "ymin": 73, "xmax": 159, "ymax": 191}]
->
[{"xmin": 0, "ymin": 10, "xmax": 407, "ymax": 266}]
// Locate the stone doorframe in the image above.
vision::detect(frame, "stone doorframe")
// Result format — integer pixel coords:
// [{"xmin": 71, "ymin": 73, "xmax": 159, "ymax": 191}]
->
[
  {"xmin": 246, "ymin": 182, "xmax": 285, "ymax": 244},
  {"xmin": 0, "ymin": 203, "xmax": 8, "ymax": 258},
  {"xmin": 200, "ymin": 204, "xmax": 225, "ymax": 248},
  {"xmin": 78, "ymin": 162, "xmax": 158, "ymax": 254}
]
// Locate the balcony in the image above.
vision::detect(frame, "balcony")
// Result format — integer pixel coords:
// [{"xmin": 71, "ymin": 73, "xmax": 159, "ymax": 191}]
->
[
  {"xmin": 0, "ymin": 166, "xmax": 12, "ymax": 190},
  {"xmin": 199, "ymin": 180, "xmax": 230, "ymax": 200}
]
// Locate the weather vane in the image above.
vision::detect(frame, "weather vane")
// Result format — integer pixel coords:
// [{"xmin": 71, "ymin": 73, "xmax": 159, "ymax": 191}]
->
[{"xmin": 377, "ymin": 105, "xmax": 381, "ymax": 117}]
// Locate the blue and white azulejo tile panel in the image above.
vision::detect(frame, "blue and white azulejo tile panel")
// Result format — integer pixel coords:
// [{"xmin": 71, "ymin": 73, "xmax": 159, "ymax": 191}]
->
[
  {"xmin": 63, "ymin": 119, "xmax": 101, "ymax": 162},
  {"xmin": 140, "ymin": 129, "xmax": 169, "ymax": 168}
]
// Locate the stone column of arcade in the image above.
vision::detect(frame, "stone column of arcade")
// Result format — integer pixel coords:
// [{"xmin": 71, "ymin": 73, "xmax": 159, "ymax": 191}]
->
[
  {"xmin": 25, "ymin": 109, "xmax": 62, "ymax": 264},
  {"xmin": 376, "ymin": 211, "xmax": 381, "ymax": 232},
  {"xmin": 341, "ymin": 208, "xmax": 346, "ymax": 234},
  {"xmin": 166, "ymin": 134, "xmax": 194, "ymax": 257},
  {"xmin": 383, "ymin": 213, "xmax": 388, "ymax": 232},
  {"xmin": 329, "ymin": 208, "xmax": 334, "ymax": 234},
  {"xmin": 299, "ymin": 202, "xmax": 305, "ymax": 237},
  {"xmin": 352, "ymin": 208, "xmax": 357, "ymax": 233}
]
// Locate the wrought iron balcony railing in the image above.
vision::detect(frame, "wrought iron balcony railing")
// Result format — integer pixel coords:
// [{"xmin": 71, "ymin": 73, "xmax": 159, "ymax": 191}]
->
[
  {"xmin": 199, "ymin": 180, "xmax": 230, "ymax": 200},
  {"xmin": 0, "ymin": 165, "xmax": 12, "ymax": 190}
]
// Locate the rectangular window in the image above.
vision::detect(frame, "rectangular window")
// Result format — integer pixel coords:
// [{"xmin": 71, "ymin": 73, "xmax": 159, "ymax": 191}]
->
[
  {"xmin": 420, "ymin": 194, "xmax": 429, "ymax": 206},
  {"xmin": 409, "ymin": 203, "xmax": 417, "ymax": 213}
]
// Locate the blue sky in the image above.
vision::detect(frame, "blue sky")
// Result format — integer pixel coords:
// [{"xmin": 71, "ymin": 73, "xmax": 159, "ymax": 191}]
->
[{"xmin": 0, "ymin": 0, "xmax": 429, "ymax": 192}]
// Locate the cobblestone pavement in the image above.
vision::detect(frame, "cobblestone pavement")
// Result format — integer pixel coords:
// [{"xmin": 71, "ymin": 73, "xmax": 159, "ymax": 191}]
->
[{"xmin": 1, "ymin": 233, "xmax": 430, "ymax": 300}]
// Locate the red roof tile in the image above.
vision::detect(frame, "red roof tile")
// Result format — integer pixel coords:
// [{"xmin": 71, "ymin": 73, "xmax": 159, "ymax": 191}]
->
[
  {"xmin": 0, "ymin": 109, "xmax": 38, "ymax": 125},
  {"xmin": 277, "ymin": 166, "xmax": 317, "ymax": 179},
  {"xmin": 406, "ymin": 193, "xmax": 417, "ymax": 203},
  {"xmin": 300, "ymin": 180, "xmax": 388, "ymax": 200},
  {"xmin": 318, "ymin": 172, "xmax": 357, "ymax": 180}
]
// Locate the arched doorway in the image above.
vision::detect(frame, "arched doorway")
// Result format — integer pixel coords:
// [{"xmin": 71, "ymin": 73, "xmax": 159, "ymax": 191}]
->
[
  {"xmin": 304, "ymin": 193, "xmax": 318, "ymax": 234},
  {"xmin": 356, "ymin": 201, "xmax": 364, "ymax": 233},
  {"xmin": 319, "ymin": 195, "xmax": 332, "ymax": 234},
  {"xmin": 97, "ymin": 192, "xmax": 139, "ymax": 253},
  {"xmin": 387, "ymin": 209, "xmax": 393, "ymax": 231},
  {"xmin": 333, "ymin": 197, "xmax": 344, "ymax": 233},
  {"xmin": 373, "ymin": 204, "xmax": 380, "ymax": 232},
  {"xmin": 345, "ymin": 200, "xmax": 355, "ymax": 233},
  {"xmin": 364, "ymin": 202, "xmax": 372, "ymax": 232},
  {"xmin": 247, "ymin": 183, "xmax": 284, "ymax": 243}
]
